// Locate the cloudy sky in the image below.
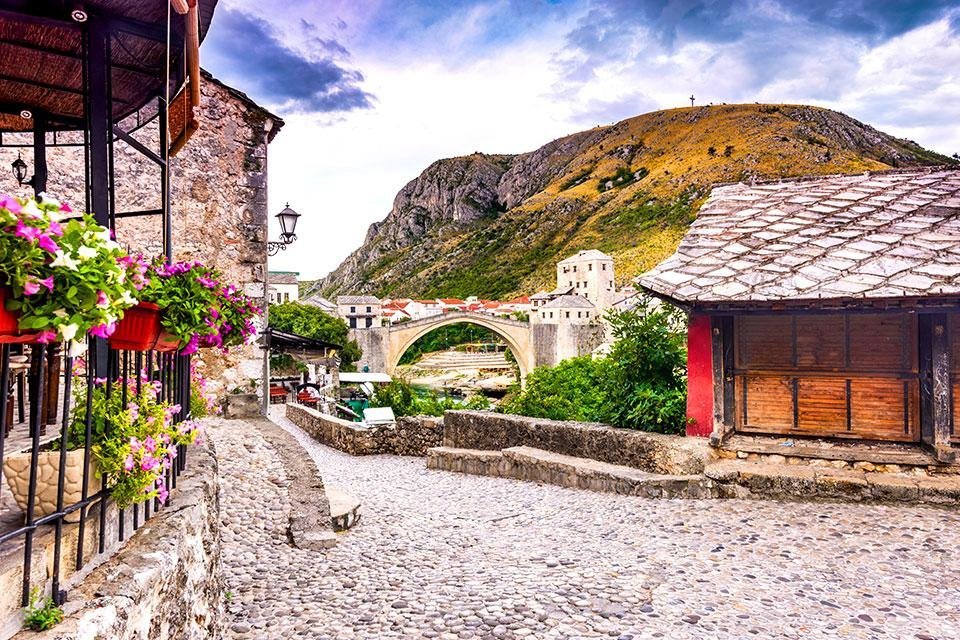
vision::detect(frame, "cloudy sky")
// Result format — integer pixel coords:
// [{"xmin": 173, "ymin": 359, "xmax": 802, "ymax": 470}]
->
[{"xmin": 202, "ymin": 0, "xmax": 960, "ymax": 280}]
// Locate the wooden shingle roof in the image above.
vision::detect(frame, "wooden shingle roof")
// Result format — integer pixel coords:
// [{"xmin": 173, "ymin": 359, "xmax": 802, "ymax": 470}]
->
[{"xmin": 638, "ymin": 167, "xmax": 960, "ymax": 307}]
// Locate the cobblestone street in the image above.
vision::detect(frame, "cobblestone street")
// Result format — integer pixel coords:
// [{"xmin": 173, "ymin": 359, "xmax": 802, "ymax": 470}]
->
[{"xmin": 210, "ymin": 415, "xmax": 960, "ymax": 640}]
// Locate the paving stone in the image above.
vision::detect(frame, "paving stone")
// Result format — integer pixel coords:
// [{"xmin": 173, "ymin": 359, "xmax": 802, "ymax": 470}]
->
[{"xmin": 209, "ymin": 412, "xmax": 960, "ymax": 640}]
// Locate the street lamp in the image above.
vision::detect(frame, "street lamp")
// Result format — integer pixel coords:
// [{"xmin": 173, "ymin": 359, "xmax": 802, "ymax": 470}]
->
[
  {"xmin": 268, "ymin": 203, "xmax": 301, "ymax": 255},
  {"xmin": 11, "ymin": 152, "xmax": 28, "ymax": 186},
  {"xmin": 262, "ymin": 203, "xmax": 301, "ymax": 414}
]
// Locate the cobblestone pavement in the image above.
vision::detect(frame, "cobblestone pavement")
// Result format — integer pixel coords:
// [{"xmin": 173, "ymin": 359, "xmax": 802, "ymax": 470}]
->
[{"xmin": 210, "ymin": 414, "xmax": 960, "ymax": 640}]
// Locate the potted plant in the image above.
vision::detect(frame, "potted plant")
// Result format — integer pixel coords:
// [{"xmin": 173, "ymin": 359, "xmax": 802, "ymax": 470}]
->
[
  {"xmin": 126, "ymin": 260, "xmax": 260, "ymax": 354},
  {"xmin": 0, "ymin": 194, "xmax": 138, "ymax": 347},
  {"xmin": 2, "ymin": 367, "xmax": 201, "ymax": 517}
]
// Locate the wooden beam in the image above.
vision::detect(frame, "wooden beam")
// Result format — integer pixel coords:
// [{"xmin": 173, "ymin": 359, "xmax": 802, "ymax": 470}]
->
[{"xmin": 928, "ymin": 313, "xmax": 955, "ymax": 462}]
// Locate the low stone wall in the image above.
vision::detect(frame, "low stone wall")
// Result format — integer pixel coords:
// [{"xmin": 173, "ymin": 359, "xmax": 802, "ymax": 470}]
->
[
  {"xmin": 285, "ymin": 404, "xmax": 443, "ymax": 456},
  {"xmin": 442, "ymin": 411, "xmax": 708, "ymax": 475},
  {"xmin": 12, "ymin": 439, "xmax": 224, "ymax": 640}
]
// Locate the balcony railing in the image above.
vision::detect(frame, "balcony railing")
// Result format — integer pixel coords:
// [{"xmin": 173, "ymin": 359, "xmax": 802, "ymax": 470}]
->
[{"xmin": 0, "ymin": 340, "xmax": 191, "ymax": 608}]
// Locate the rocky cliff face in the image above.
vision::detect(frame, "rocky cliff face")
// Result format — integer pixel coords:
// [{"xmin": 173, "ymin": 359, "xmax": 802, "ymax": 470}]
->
[{"xmin": 319, "ymin": 104, "xmax": 955, "ymax": 299}]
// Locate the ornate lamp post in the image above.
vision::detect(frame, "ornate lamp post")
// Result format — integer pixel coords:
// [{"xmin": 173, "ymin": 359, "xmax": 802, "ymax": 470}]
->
[
  {"xmin": 262, "ymin": 204, "xmax": 301, "ymax": 414},
  {"xmin": 267, "ymin": 203, "xmax": 301, "ymax": 255}
]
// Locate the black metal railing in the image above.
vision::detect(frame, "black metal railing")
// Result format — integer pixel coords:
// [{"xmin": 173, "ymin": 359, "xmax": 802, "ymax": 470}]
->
[{"xmin": 0, "ymin": 339, "xmax": 191, "ymax": 607}]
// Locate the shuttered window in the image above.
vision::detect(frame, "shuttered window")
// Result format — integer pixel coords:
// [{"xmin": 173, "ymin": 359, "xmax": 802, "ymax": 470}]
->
[{"xmin": 733, "ymin": 313, "xmax": 919, "ymax": 442}]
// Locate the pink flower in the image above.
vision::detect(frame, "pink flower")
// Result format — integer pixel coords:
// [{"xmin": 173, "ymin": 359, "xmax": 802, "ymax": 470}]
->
[
  {"xmin": 22, "ymin": 279, "xmax": 40, "ymax": 296},
  {"xmin": 37, "ymin": 234, "xmax": 59, "ymax": 253},
  {"xmin": 14, "ymin": 219, "xmax": 39, "ymax": 241},
  {"xmin": 59, "ymin": 202, "xmax": 72, "ymax": 213},
  {"xmin": 130, "ymin": 436, "xmax": 142, "ymax": 452},
  {"xmin": 143, "ymin": 436, "xmax": 157, "ymax": 453},
  {"xmin": 0, "ymin": 195, "xmax": 21, "ymax": 213},
  {"xmin": 156, "ymin": 482, "xmax": 169, "ymax": 505},
  {"xmin": 96, "ymin": 290, "xmax": 108, "ymax": 307},
  {"xmin": 140, "ymin": 455, "xmax": 158, "ymax": 472},
  {"xmin": 123, "ymin": 454, "xmax": 135, "ymax": 472},
  {"xmin": 181, "ymin": 334, "xmax": 200, "ymax": 355},
  {"xmin": 47, "ymin": 220, "xmax": 64, "ymax": 236},
  {"xmin": 36, "ymin": 330, "xmax": 57, "ymax": 343},
  {"xmin": 38, "ymin": 276, "xmax": 53, "ymax": 292},
  {"xmin": 88, "ymin": 322, "xmax": 116, "ymax": 338}
]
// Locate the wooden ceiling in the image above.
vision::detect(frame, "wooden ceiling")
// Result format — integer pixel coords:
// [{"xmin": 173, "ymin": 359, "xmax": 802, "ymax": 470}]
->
[{"xmin": 0, "ymin": 0, "xmax": 217, "ymax": 132}]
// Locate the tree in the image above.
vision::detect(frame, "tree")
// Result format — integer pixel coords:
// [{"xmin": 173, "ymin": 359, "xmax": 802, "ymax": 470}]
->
[
  {"xmin": 268, "ymin": 302, "xmax": 362, "ymax": 371},
  {"xmin": 500, "ymin": 300, "xmax": 689, "ymax": 434}
]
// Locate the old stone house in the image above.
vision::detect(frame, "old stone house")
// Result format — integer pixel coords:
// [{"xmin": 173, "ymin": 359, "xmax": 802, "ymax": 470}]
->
[
  {"xmin": 639, "ymin": 167, "xmax": 960, "ymax": 464},
  {"xmin": 0, "ymin": 70, "xmax": 284, "ymax": 397}
]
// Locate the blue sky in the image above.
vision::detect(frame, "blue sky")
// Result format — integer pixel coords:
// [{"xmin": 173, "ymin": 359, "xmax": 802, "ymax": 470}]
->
[{"xmin": 203, "ymin": 0, "xmax": 960, "ymax": 279}]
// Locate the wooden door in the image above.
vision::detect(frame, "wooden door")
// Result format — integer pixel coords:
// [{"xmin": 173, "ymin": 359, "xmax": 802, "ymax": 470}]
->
[{"xmin": 733, "ymin": 313, "xmax": 920, "ymax": 442}]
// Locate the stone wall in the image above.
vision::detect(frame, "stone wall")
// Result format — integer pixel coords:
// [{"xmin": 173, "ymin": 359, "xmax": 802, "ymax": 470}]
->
[
  {"xmin": 285, "ymin": 404, "xmax": 442, "ymax": 456},
  {"xmin": 349, "ymin": 327, "xmax": 389, "ymax": 374},
  {"xmin": 0, "ymin": 71, "xmax": 280, "ymax": 399},
  {"xmin": 11, "ymin": 439, "xmax": 224, "ymax": 640},
  {"xmin": 443, "ymin": 411, "xmax": 707, "ymax": 475}
]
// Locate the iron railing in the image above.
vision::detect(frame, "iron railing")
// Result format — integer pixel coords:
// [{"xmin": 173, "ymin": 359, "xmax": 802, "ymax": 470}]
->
[{"xmin": 0, "ymin": 340, "xmax": 191, "ymax": 607}]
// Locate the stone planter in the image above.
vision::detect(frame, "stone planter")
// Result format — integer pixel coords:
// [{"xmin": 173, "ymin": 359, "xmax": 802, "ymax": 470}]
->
[
  {"xmin": 223, "ymin": 392, "xmax": 260, "ymax": 419},
  {"xmin": 3, "ymin": 448, "xmax": 98, "ymax": 519}
]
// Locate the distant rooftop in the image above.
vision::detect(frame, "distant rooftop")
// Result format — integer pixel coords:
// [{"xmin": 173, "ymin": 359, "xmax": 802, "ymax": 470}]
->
[
  {"xmin": 558, "ymin": 250, "xmax": 613, "ymax": 264},
  {"xmin": 544, "ymin": 294, "xmax": 595, "ymax": 309},
  {"xmin": 337, "ymin": 295, "xmax": 381, "ymax": 305},
  {"xmin": 268, "ymin": 271, "xmax": 298, "ymax": 285},
  {"xmin": 638, "ymin": 168, "xmax": 960, "ymax": 307}
]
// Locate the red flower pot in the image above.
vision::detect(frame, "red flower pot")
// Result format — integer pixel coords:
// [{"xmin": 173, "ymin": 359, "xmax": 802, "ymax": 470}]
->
[
  {"xmin": 0, "ymin": 287, "xmax": 38, "ymax": 344},
  {"xmin": 153, "ymin": 330, "xmax": 181, "ymax": 353},
  {"xmin": 109, "ymin": 302, "xmax": 161, "ymax": 351}
]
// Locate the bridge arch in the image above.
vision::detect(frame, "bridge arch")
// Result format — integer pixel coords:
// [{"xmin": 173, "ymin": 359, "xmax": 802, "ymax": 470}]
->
[{"xmin": 385, "ymin": 312, "xmax": 533, "ymax": 384}]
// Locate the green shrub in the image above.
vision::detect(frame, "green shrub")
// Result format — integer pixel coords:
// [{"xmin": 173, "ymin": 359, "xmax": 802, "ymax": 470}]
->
[
  {"xmin": 369, "ymin": 377, "xmax": 490, "ymax": 417},
  {"xmin": 500, "ymin": 302, "xmax": 688, "ymax": 433},
  {"xmin": 23, "ymin": 589, "xmax": 63, "ymax": 631}
]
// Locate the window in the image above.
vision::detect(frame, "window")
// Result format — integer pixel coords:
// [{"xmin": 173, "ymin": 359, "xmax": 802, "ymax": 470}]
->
[
  {"xmin": 365, "ymin": 317, "xmax": 373, "ymax": 328},
  {"xmin": 602, "ymin": 264, "xmax": 607, "ymax": 271},
  {"xmin": 349, "ymin": 317, "xmax": 357, "ymax": 329},
  {"xmin": 589, "ymin": 264, "xmax": 593, "ymax": 271},
  {"xmin": 577, "ymin": 311, "xmax": 582, "ymax": 318},
  {"xmin": 586, "ymin": 312, "xmax": 590, "ymax": 318},
  {"xmin": 366, "ymin": 306, "xmax": 371, "ymax": 313},
  {"xmin": 350, "ymin": 306, "xmax": 356, "ymax": 313},
  {"xmin": 549, "ymin": 312, "xmax": 554, "ymax": 319},
  {"xmin": 284, "ymin": 292, "xmax": 290, "ymax": 302},
  {"xmin": 568, "ymin": 281, "xmax": 572, "ymax": 287},
  {"xmin": 565, "ymin": 311, "xmax": 570, "ymax": 318},
  {"xmin": 573, "ymin": 266, "xmax": 577, "ymax": 272},
  {"xmin": 541, "ymin": 311, "xmax": 546, "ymax": 318}
]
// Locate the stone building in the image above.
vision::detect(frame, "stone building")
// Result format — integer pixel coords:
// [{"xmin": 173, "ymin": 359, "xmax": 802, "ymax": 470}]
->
[
  {"xmin": 538, "ymin": 294, "xmax": 596, "ymax": 324},
  {"xmin": 337, "ymin": 295, "xmax": 382, "ymax": 329},
  {"xmin": 556, "ymin": 249, "xmax": 615, "ymax": 310},
  {"xmin": 268, "ymin": 271, "xmax": 300, "ymax": 304},
  {"xmin": 0, "ymin": 70, "xmax": 284, "ymax": 397}
]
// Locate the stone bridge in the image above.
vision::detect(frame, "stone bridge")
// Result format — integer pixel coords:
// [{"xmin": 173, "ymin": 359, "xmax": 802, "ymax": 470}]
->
[{"xmin": 348, "ymin": 311, "xmax": 606, "ymax": 386}]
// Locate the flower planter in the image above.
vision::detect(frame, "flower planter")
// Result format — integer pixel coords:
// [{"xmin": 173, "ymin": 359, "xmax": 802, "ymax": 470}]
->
[
  {"xmin": 3, "ymin": 448, "xmax": 98, "ymax": 521},
  {"xmin": 153, "ymin": 330, "xmax": 181, "ymax": 353},
  {"xmin": 0, "ymin": 286, "xmax": 38, "ymax": 344},
  {"xmin": 109, "ymin": 301, "xmax": 161, "ymax": 351}
]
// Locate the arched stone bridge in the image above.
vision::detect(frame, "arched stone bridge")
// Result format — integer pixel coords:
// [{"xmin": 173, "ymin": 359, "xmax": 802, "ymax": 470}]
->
[
  {"xmin": 348, "ymin": 311, "xmax": 606, "ymax": 386},
  {"xmin": 386, "ymin": 312, "xmax": 534, "ymax": 381}
]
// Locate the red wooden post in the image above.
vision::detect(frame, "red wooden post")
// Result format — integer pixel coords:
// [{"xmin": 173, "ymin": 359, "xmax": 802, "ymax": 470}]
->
[{"xmin": 686, "ymin": 313, "xmax": 713, "ymax": 437}]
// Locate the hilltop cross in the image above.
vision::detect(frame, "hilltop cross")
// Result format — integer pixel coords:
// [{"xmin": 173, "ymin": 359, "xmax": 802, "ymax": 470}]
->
[{"xmin": 690, "ymin": 94, "xmax": 695, "ymax": 107}]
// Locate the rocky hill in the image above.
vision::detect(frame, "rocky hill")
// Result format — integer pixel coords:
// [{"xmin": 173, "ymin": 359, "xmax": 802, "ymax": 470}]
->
[{"xmin": 318, "ymin": 104, "xmax": 955, "ymax": 299}]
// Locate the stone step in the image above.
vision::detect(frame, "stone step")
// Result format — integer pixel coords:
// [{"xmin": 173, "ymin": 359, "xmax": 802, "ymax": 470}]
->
[
  {"xmin": 705, "ymin": 459, "xmax": 960, "ymax": 506},
  {"xmin": 426, "ymin": 446, "xmax": 714, "ymax": 498},
  {"xmin": 326, "ymin": 485, "xmax": 361, "ymax": 531}
]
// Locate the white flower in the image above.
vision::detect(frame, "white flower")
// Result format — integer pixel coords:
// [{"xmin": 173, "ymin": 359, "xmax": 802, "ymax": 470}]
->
[
  {"xmin": 67, "ymin": 340, "xmax": 88, "ymax": 358},
  {"xmin": 77, "ymin": 245, "xmax": 98, "ymax": 260},
  {"xmin": 20, "ymin": 199, "xmax": 42, "ymax": 218},
  {"xmin": 93, "ymin": 228, "xmax": 111, "ymax": 244},
  {"xmin": 120, "ymin": 290, "xmax": 137, "ymax": 306},
  {"xmin": 50, "ymin": 250, "xmax": 78, "ymax": 271},
  {"xmin": 53, "ymin": 309, "xmax": 67, "ymax": 318},
  {"xmin": 59, "ymin": 323, "xmax": 79, "ymax": 342},
  {"xmin": 38, "ymin": 192, "xmax": 61, "ymax": 210}
]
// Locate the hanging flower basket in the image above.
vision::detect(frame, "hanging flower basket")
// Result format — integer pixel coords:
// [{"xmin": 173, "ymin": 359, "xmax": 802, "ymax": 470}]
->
[
  {"xmin": 109, "ymin": 302, "xmax": 161, "ymax": 351},
  {"xmin": 0, "ymin": 286, "xmax": 38, "ymax": 344},
  {"xmin": 153, "ymin": 330, "xmax": 181, "ymax": 353}
]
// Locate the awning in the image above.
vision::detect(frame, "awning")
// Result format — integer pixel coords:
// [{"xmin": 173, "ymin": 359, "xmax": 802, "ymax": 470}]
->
[
  {"xmin": 339, "ymin": 372, "xmax": 392, "ymax": 384},
  {"xmin": 268, "ymin": 328, "xmax": 341, "ymax": 355}
]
